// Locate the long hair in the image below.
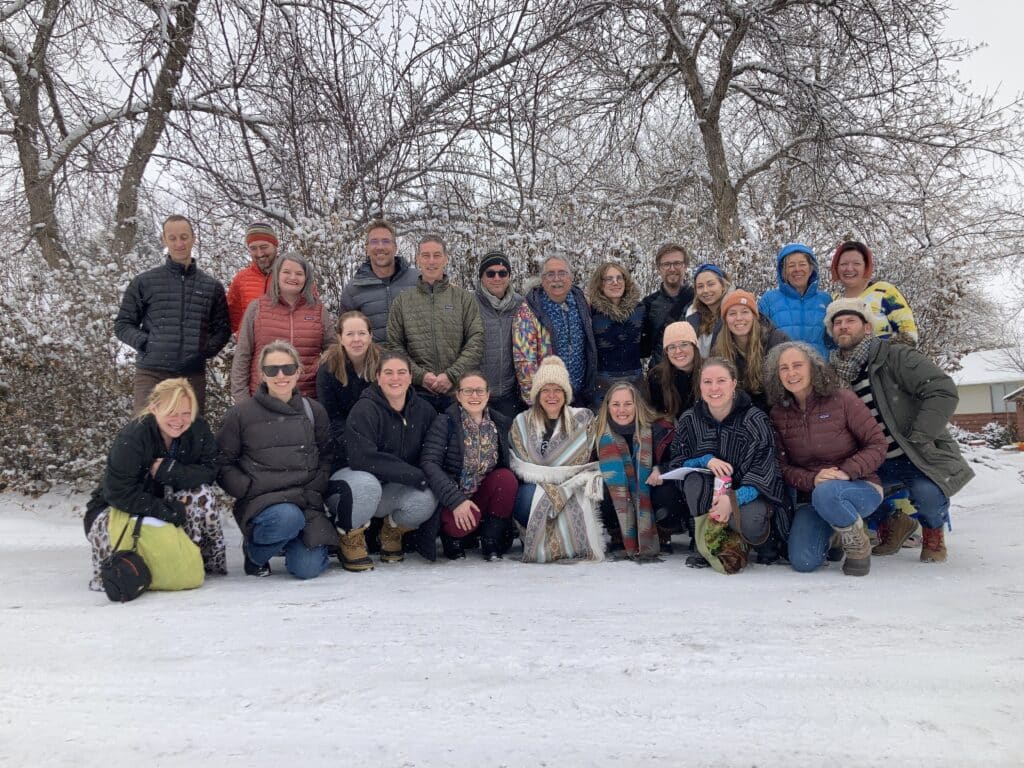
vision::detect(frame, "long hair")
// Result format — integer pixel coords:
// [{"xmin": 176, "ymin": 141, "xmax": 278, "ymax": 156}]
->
[
  {"xmin": 651, "ymin": 348, "xmax": 702, "ymax": 419},
  {"xmin": 268, "ymin": 254, "xmax": 319, "ymax": 306},
  {"xmin": 527, "ymin": 386, "xmax": 573, "ymax": 438},
  {"xmin": 595, "ymin": 381, "xmax": 658, "ymax": 440},
  {"xmin": 586, "ymin": 260, "xmax": 640, "ymax": 312},
  {"xmin": 713, "ymin": 314, "xmax": 767, "ymax": 395},
  {"xmin": 693, "ymin": 271, "xmax": 731, "ymax": 336},
  {"xmin": 138, "ymin": 377, "xmax": 198, "ymax": 422},
  {"xmin": 763, "ymin": 341, "xmax": 841, "ymax": 407},
  {"xmin": 320, "ymin": 311, "xmax": 381, "ymax": 386}
]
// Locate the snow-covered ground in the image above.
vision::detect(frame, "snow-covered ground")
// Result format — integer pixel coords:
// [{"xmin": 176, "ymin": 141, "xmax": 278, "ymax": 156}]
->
[{"xmin": 1, "ymin": 447, "xmax": 1022, "ymax": 767}]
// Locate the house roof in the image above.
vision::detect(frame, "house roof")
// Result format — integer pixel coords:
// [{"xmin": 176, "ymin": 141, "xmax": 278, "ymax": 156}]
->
[
  {"xmin": 951, "ymin": 348, "xmax": 1024, "ymax": 387},
  {"xmin": 1004, "ymin": 384, "xmax": 1024, "ymax": 402}
]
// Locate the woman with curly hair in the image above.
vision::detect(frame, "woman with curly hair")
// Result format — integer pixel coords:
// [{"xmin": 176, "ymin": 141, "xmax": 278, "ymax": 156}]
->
[
  {"xmin": 765, "ymin": 341, "xmax": 888, "ymax": 576},
  {"xmin": 588, "ymin": 260, "xmax": 647, "ymax": 406}
]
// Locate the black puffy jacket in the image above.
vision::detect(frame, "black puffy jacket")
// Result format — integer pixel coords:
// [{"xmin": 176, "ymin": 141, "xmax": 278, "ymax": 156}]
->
[
  {"xmin": 316, "ymin": 359, "xmax": 373, "ymax": 472},
  {"xmin": 216, "ymin": 386, "xmax": 336, "ymax": 547},
  {"xmin": 421, "ymin": 403, "xmax": 512, "ymax": 510},
  {"xmin": 84, "ymin": 414, "xmax": 219, "ymax": 535},
  {"xmin": 345, "ymin": 385, "xmax": 436, "ymax": 488},
  {"xmin": 115, "ymin": 257, "xmax": 230, "ymax": 374},
  {"xmin": 641, "ymin": 284, "xmax": 695, "ymax": 364}
]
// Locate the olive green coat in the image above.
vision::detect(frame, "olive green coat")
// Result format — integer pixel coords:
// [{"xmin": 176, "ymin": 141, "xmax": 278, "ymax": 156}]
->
[{"xmin": 865, "ymin": 339, "xmax": 974, "ymax": 497}]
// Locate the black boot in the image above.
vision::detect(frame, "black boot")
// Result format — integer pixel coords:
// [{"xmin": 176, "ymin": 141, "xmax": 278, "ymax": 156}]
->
[
  {"xmin": 441, "ymin": 533, "xmax": 466, "ymax": 561},
  {"xmin": 479, "ymin": 516, "xmax": 511, "ymax": 560},
  {"xmin": 243, "ymin": 545, "xmax": 271, "ymax": 577}
]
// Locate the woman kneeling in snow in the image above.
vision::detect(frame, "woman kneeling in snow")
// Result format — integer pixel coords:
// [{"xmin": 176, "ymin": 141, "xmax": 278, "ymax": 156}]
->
[
  {"xmin": 85, "ymin": 378, "xmax": 226, "ymax": 592},
  {"xmin": 509, "ymin": 356, "xmax": 604, "ymax": 563}
]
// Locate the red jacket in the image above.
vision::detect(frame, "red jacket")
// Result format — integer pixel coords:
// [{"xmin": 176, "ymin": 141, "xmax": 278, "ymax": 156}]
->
[
  {"xmin": 227, "ymin": 262, "xmax": 271, "ymax": 335},
  {"xmin": 769, "ymin": 388, "xmax": 887, "ymax": 494}
]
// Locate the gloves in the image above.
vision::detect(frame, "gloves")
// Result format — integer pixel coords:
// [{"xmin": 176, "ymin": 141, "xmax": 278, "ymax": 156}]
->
[{"xmin": 159, "ymin": 499, "xmax": 187, "ymax": 527}]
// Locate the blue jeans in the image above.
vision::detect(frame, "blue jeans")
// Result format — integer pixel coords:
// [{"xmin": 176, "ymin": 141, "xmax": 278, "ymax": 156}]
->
[
  {"xmin": 513, "ymin": 483, "xmax": 537, "ymax": 527},
  {"xmin": 248, "ymin": 503, "xmax": 329, "ymax": 580},
  {"xmin": 788, "ymin": 480, "xmax": 882, "ymax": 573},
  {"xmin": 876, "ymin": 457, "xmax": 949, "ymax": 530}
]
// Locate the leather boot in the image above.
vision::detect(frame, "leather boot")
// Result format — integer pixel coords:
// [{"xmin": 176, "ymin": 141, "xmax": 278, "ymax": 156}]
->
[
  {"xmin": 834, "ymin": 518, "xmax": 871, "ymax": 576},
  {"xmin": 338, "ymin": 526, "xmax": 374, "ymax": 572},
  {"xmin": 379, "ymin": 516, "xmax": 413, "ymax": 563},
  {"xmin": 920, "ymin": 526, "xmax": 947, "ymax": 563},
  {"xmin": 872, "ymin": 511, "xmax": 917, "ymax": 556}
]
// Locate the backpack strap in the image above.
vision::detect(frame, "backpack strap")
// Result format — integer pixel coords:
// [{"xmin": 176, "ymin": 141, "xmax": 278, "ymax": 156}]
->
[{"xmin": 301, "ymin": 397, "xmax": 315, "ymax": 425}]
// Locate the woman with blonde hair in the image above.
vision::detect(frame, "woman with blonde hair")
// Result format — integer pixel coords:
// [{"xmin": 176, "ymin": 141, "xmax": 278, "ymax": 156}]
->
[
  {"xmin": 509, "ymin": 356, "xmax": 605, "ymax": 562},
  {"xmin": 588, "ymin": 260, "xmax": 647, "ymax": 405},
  {"xmin": 84, "ymin": 378, "xmax": 225, "ymax": 594},
  {"xmin": 710, "ymin": 290, "xmax": 788, "ymax": 411},
  {"xmin": 595, "ymin": 381, "xmax": 682, "ymax": 560}
]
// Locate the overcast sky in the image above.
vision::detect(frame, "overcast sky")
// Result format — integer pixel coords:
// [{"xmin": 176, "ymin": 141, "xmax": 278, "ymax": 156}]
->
[{"xmin": 945, "ymin": 2, "xmax": 1024, "ymax": 101}]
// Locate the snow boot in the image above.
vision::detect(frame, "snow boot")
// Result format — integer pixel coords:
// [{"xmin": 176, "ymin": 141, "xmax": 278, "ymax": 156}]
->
[
  {"xmin": 872, "ymin": 511, "xmax": 917, "ymax": 556},
  {"xmin": 834, "ymin": 518, "xmax": 871, "ymax": 576},
  {"xmin": 657, "ymin": 523, "xmax": 674, "ymax": 554},
  {"xmin": 920, "ymin": 526, "xmax": 947, "ymax": 563},
  {"xmin": 338, "ymin": 526, "xmax": 374, "ymax": 572},
  {"xmin": 441, "ymin": 533, "xmax": 467, "ymax": 560},
  {"xmin": 479, "ymin": 516, "xmax": 510, "ymax": 561},
  {"xmin": 379, "ymin": 516, "xmax": 413, "ymax": 563}
]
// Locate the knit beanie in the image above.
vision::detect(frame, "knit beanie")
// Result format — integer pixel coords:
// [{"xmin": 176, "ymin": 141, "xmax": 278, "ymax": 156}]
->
[
  {"xmin": 530, "ymin": 355, "xmax": 573, "ymax": 404},
  {"xmin": 719, "ymin": 289, "xmax": 758, "ymax": 319},
  {"xmin": 824, "ymin": 297, "xmax": 872, "ymax": 337},
  {"xmin": 693, "ymin": 263, "xmax": 727, "ymax": 283},
  {"xmin": 830, "ymin": 241, "xmax": 873, "ymax": 282},
  {"xmin": 245, "ymin": 222, "xmax": 278, "ymax": 248},
  {"xmin": 478, "ymin": 250, "xmax": 512, "ymax": 277},
  {"xmin": 662, "ymin": 321, "xmax": 698, "ymax": 349}
]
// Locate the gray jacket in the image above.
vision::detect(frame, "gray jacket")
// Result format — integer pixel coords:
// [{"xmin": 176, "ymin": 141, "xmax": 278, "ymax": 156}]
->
[
  {"xmin": 475, "ymin": 284, "xmax": 523, "ymax": 399},
  {"xmin": 338, "ymin": 256, "xmax": 420, "ymax": 343}
]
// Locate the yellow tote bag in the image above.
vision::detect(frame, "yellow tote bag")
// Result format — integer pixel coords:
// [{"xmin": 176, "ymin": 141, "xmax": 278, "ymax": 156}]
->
[{"xmin": 108, "ymin": 508, "xmax": 204, "ymax": 591}]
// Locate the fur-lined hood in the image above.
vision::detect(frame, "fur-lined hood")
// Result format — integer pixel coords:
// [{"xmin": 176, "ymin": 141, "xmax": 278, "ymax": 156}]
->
[{"xmin": 588, "ymin": 281, "xmax": 641, "ymax": 322}]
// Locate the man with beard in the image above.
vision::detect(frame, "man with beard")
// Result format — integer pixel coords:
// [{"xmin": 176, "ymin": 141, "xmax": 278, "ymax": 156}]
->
[
  {"xmin": 640, "ymin": 243, "xmax": 695, "ymax": 366},
  {"xmin": 227, "ymin": 223, "xmax": 278, "ymax": 335},
  {"xmin": 825, "ymin": 298, "xmax": 974, "ymax": 563}
]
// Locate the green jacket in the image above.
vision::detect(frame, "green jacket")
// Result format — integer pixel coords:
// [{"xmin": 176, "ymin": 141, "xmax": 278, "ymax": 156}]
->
[
  {"xmin": 866, "ymin": 339, "xmax": 974, "ymax": 497},
  {"xmin": 387, "ymin": 276, "xmax": 484, "ymax": 386}
]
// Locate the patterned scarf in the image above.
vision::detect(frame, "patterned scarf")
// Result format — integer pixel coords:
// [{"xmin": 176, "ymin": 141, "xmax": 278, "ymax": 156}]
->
[
  {"xmin": 830, "ymin": 336, "xmax": 877, "ymax": 383},
  {"xmin": 458, "ymin": 408, "xmax": 499, "ymax": 496},
  {"xmin": 597, "ymin": 422, "xmax": 658, "ymax": 558}
]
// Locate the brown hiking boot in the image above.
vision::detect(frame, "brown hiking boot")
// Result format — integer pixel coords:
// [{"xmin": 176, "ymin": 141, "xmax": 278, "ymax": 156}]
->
[
  {"xmin": 920, "ymin": 526, "xmax": 947, "ymax": 563},
  {"xmin": 834, "ymin": 519, "xmax": 871, "ymax": 576},
  {"xmin": 872, "ymin": 512, "xmax": 917, "ymax": 556},
  {"xmin": 379, "ymin": 516, "xmax": 412, "ymax": 563},
  {"xmin": 338, "ymin": 526, "xmax": 374, "ymax": 572}
]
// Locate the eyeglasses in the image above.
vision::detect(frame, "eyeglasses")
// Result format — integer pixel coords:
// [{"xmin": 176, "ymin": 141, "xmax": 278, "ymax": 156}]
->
[
  {"xmin": 484, "ymin": 269, "xmax": 509, "ymax": 278},
  {"xmin": 368, "ymin": 238, "xmax": 393, "ymax": 247},
  {"xmin": 458, "ymin": 387, "xmax": 488, "ymax": 396},
  {"xmin": 262, "ymin": 363, "xmax": 299, "ymax": 377},
  {"xmin": 664, "ymin": 342, "xmax": 693, "ymax": 355},
  {"xmin": 542, "ymin": 270, "xmax": 570, "ymax": 280},
  {"xmin": 602, "ymin": 275, "xmax": 624, "ymax": 284},
  {"xmin": 659, "ymin": 260, "xmax": 686, "ymax": 270}
]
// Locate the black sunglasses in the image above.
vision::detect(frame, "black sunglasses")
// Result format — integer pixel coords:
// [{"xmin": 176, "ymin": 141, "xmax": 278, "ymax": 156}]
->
[
  {"xmin": 262, "ymin": 363, "xmax": 299, "ymax": 377},
  {"xmin": 484, "ymin": 268, "xmax": 509, "ymax": 278}
]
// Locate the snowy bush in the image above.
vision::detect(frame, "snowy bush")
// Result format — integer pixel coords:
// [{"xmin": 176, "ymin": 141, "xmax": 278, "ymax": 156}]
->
[{"xmin": 980, "ymin": 422, "xmax": 1018, "ymax": 449}]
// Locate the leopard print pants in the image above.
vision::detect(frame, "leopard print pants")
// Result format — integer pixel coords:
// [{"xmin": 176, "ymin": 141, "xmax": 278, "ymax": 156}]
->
[{"xmin": 87, "ymin": 484, "xmax": 228, "ymax": 591}]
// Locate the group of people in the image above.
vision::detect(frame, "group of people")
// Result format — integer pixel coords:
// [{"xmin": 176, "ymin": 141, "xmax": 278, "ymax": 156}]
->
[{"xmin": 85, "ymin": 215, "xmax": 974, "ymax": 597}]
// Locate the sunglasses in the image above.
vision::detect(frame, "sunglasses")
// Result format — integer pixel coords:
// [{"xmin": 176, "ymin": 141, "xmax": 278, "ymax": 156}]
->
[
  {"xmin": 262, "ymin": 363, "xmax": 299, "ymax": 377},
  {"xmin": 484, "ymin": 269, "xmax": 509, "ymax": 278}
]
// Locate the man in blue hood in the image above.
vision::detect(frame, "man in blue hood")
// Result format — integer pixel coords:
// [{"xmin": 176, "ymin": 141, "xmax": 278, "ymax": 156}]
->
[{"xmin": 757, "ymin": 242, "xmax": 832, "ymax": 357}]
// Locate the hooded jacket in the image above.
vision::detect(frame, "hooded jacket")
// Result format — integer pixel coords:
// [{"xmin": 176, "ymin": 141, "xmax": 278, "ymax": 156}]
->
[
  {"xmin": 475, "ymin": 284, "xmax": 524, "ymax": 399},
  {"xmin": 114, "ymin": 256, "xmax": 230, "ymax": 374},
  {"xmin": 590, "ymin": 283, "xmax": 646, "ymax": 375},
  {"xmin": 757, "ymin": 244, "xmax": 833, "ymax": 357},
  {"xmin": 345, "ymin": 384, "xmax": 437, "ymax": 488},
  {"xmin": 338, "ymin": 257, "xmax": 420, "ymax": 343}
]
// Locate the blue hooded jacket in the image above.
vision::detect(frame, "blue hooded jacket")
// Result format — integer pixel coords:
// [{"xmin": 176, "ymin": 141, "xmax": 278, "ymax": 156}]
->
[{"xmin": 757, "ymin": 243, "xmax": 832, "ymax": 357}]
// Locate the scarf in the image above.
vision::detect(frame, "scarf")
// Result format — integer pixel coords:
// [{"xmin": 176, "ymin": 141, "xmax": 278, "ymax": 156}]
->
[
  {"xmin": 830, "ymin": 336, "xmax": 878, "ymax": 383},
  {"xmin": 477, "ymin": 284, "xmax": 519, "ymax": 314},
  {"xmin": 598, "ymin": 422, "xmax": 658, "ymax": 558}
]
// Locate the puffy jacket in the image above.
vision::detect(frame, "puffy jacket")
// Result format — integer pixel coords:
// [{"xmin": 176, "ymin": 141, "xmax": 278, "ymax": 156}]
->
[
  {"xmin": 862, "ymin": 339, "xmax": 974, "ymax": 497},
  {"xmin": 475, "ymin": 285, "xmax": 523, "ymax": 399},
  {"xmin": 345, "ymin": 385, "xmax": 436, "ymax": 488},
  {"xmin": 216, "ymin": 386, "xmax": 336, "ymax": 547},
  {"xmin": 114, "ymin": 257, "xmax": 230, "ymax": 374},
  {"xmin": 641, "ymin": 284, "xmax": 696, "ymax": 364},
  {"xmin": 769, "ymin": 388, "xmax": 887, "ymax": 494},
  {"xmin": 316, "ymin": 358, "xmax": 374, "ymax": 471},
  {"xmin": 386, "ymin": 276, "xmax": 484, "ymax": 387},
  {"xmin": 226, "ymin": 262, "xmax": 271, "ymax": 335},
  {"xmin": 84, "ymin": 414, "xmax": 219, "ymax": 535},
  {"xmin": 590, "ymin": 288, "xmax": 646, "ymax": 375},
  {"xmin": 338, "ymin": 257, "xmax": 420, "ymax": 342},
  {"xmin": 757, "ymin": 244, "xmax": 833, "ymax": 357},
  {"xmin": 421, "ymin": 404, "xmax": 513, "ymax": 510},
  {"xmin": 231, "ymin": 295, "xmax": 334, "ymax": 402}
]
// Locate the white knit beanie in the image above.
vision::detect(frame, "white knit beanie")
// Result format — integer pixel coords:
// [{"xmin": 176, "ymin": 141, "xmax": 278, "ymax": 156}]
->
[{"xmin": 530, "ymin": 355, "xmax": 573, "ymax": 403}]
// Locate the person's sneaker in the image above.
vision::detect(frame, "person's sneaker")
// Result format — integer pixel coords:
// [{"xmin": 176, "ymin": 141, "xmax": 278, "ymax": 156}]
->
[
  {"xmin": 243, "ymin": 546, "xmax": 271, "ymax": 577},
  {"xmin": 872, "ymin": 512, "xmax": 917, "ymax": 556},
  {"xmin": 834, "ymin": 519, "xmax": 871, "ymax": 576},
  {"xmin": 920, "ymin": 526, "xmax": 947, "ymax": 563}
]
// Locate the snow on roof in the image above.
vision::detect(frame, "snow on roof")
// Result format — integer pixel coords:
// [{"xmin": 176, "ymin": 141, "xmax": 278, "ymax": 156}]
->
[
  {"xmin": 1004, "ymin": 384, "xmax": 1024, "ymax": 401},
  {"xmin": 952, "ymin": 348, "xmax": 1024, "ymax": 386}
]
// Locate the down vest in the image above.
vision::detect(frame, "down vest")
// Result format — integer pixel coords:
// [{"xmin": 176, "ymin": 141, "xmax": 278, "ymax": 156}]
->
[
  {"xmin": 345, "ymin": 385, "xmax": 437, "ymax": 488},
  {"xmin": 114, "ymin": 257, "xmax": 230, "ymax": 374},
  {"xmin": 386, "ymin": 276, "xmax": 484, "ymax": 387},
  {"xmin": 421, "ymin": 404, "xmax": 513, "ymax": 510},
  {"xmin": 231, "ymin": 295, "xmax": 334, "ymax": 402},
  {"xmin": 769, "ymin": 389, "xmax": 887, "ymax": 494},
  {"xmin": 338, "ymin": 257, "xmax": 420, "ymax": 342},
  {"xmin": 216, "ymin": 386, "xmax": 336, "ymax": 547}
]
